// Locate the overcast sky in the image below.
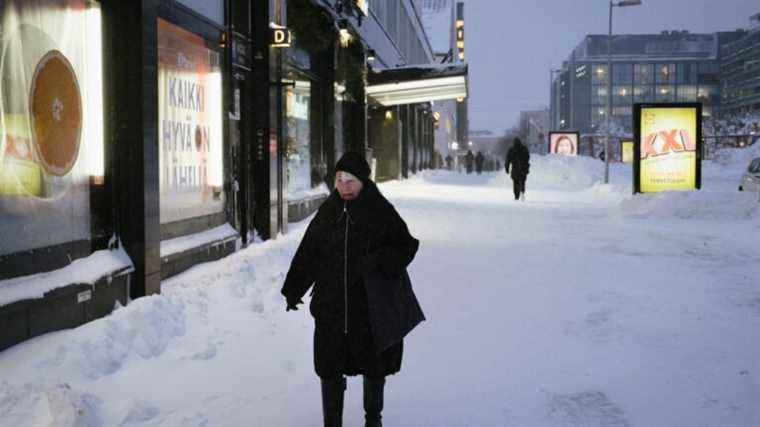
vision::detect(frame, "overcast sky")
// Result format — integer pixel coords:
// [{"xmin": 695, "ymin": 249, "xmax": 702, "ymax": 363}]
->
[{"xmin": 464, "ymin": 0, "xmax": 759, "ymax": 134}]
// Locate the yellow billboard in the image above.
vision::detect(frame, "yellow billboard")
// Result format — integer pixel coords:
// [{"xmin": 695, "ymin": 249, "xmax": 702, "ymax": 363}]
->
[
  {"xmin": 636, "ymin": 105, "xmax": 700, "ymax": 193},
  {"xmin": 621, "ymin": 139, "xmax": 634, "ymax": 164}
]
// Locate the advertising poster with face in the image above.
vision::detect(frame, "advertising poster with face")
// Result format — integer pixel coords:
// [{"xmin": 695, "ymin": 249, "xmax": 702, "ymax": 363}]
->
[
  {"xmin": 549, "ymin": 132, "xmax": 579, "ymax": 156},
  {"xmin": 621, "ymin": 140, "xmax": 634, "ymax": 163},
  {"xmin": 157, "ymin": 18, "xmax": 224, "ymax": 225},
  {"xmin": 635, "ymin": 105, "xmax": 700, "ymax": 193},
  {"xmin": 0, "ymin": 0, "xmax": 102, "ymax": 257}
]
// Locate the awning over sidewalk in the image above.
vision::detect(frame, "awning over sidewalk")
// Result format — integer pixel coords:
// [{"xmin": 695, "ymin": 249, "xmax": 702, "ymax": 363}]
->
[{"xmin": 366, "ymin": 64, "xmax": 468, "ymax": 106}]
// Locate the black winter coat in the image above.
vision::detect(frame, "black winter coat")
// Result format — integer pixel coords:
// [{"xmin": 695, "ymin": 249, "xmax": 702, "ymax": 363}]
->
[
  {"xmin": 505, "ymin": 143, "xmax": 531, "ymax": 180},
  {"xmin": 281, "ymin": 181, "xmax": 420, "ymax": 379}
]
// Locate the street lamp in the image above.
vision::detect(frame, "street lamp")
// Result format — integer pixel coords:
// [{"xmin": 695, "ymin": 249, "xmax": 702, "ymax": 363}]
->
[
  {"xmin": 550, "ymin": 68, "xmax": 563, "ymax": 130},
  {"xmin": 606, "ymin": 0, "xmax": 642, "ymax": 183}
]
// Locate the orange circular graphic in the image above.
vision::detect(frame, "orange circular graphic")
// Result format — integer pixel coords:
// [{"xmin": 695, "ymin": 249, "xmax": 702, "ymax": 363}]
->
[{"xmin": 30, "ymin": 50, "xmax": 82, "ymax": 177}]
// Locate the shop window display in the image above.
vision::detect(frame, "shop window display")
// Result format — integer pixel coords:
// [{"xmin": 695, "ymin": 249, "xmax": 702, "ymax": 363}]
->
[
  {"xmin": 157, "ymin": 18, "xmax": 224, "ymax": 225},
  {"xmin": 285, "ymin": 80, "xmax": 314, "ymax": 198},
  {"xmin": 0, "ymin": 0, "xmax": 103, "ymax": 257}
]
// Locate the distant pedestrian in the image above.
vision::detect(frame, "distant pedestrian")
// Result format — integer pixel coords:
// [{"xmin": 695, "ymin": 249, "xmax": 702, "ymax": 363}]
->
[
  {"xmin": 445, "ymin": 154, "xmax": 453, "ymax": 170},
  {"xmin": 475, "ymin": 151, "xmax": 484, "ymax": 174},
  {"xmin": 465, "ymin": 150, "xmax": 474, "ymax": 174},
  {"xmin": 598, "ymin": 149, "xmax": 606, "ymax": 162},
  {"xmin": 505, "ymin": 138, "xmax": 530, "ymax": 201},
  {"xmin": 282, "ymin": 152, "xmax": 424, "ymax": 427}
]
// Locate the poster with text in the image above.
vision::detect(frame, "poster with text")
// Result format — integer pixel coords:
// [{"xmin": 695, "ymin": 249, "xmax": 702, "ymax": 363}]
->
[
  {"xmin": 635, "ymin": 104, "xmax": 701, "ymax": 193},
  {"xmin": 158, "ymin": 18, "xmax": 224, "ymax": 225},
  {"xmin": 549, "ymin": 132, "xmax": 578, "ymax": 156},
  {"xmin": 0, "ymin": 0, "xmax": 101, "ymax": 256},
  {"xmin": 621, "ymin": 139, "xmax": 634, "ymax": 163}
]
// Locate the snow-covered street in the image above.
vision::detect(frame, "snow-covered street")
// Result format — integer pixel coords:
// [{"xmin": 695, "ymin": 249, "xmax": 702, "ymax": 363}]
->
[{"xmin": 1, "ymin": 150, "xmax": 759, "ymax": 426}]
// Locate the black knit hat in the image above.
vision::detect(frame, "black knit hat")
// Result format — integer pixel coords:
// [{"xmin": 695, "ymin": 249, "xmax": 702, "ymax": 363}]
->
[{"xmin": 335, "ymin": 151, "xmax": 371, "ymax": 182}]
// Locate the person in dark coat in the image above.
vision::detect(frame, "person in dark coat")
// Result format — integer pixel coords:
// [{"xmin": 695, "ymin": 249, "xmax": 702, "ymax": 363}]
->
[
  {"xmin": 465, "ymin": 149, "xmax": 474, "ymax": 174},
  {"xmin": 475, "ymin": 151, "xmax": 484, "ymax": 174},
  {"xmin": 282, "ymin": 152, "xmax": 420, "ymax": 427},
  {"xmin": 505, "ymin": 137, "xmax": 531, "ymax": 201},
  {"xmin": 445, "ymin": 154, "xmax": 453, "ymax": 170}
]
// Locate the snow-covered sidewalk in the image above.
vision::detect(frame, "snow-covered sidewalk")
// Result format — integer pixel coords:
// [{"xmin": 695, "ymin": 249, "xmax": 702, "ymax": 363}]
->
[{"xmin": 0, "ymin": 151, "xmax": 758, "ymax": 426}]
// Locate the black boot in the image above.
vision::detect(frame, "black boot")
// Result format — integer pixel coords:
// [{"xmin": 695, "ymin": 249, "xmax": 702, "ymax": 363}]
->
[
  {"xmin": 363, "ymin": 376, "xmax": 385, "ymax": 427},
  {"xmin": 321, "ymin": 377, "xmax": 346, "ymax": 427}
]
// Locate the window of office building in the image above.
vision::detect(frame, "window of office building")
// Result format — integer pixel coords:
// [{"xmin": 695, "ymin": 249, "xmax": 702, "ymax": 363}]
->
[
  {"xmin": 612, "ymin": 63, "xmax": 633, "ymax": 85},
  {"xmin": 634, "ymin": 63, "xmax": 653, "ymax": 85},
  {"xmin": 656, "ymin": 85, "xmax": 675, "ymax": 102},
  {"xmin": 157, "ymin": 18, "xmax": 225, "ymax": 226},
  {"xmin": 0, "ymin": 0, "xmax": 103, "ymax": 258},
  {"xmin": 677, "ymin": 85, "xmax": 697, "ymax": 102},
  {"xmin": 655, "ymin": 63, "xmax": 675, "ymax": 84},
  {"xmin": 592, "ymin": 65, "xmax": 608, "ymax": 85},
  {"xmin": 613, "ymin": 85, "xmax": 631, "ymax": 106},
  {"xmin": 634, "ymin": 85, "xmax": 654, "ymax": 103}
]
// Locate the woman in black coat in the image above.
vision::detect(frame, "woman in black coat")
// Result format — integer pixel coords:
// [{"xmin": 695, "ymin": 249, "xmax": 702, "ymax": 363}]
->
[{"xmin": 282, "ymin": 152, "xmax": 420, "ymax": 427}]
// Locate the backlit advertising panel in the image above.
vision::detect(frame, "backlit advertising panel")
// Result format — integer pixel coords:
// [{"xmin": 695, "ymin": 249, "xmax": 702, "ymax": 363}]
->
[
  {"xmin": 634, "ymin": 104, "xmax": 701, "ymax": 193},
  {"xmin": 621, "ymin": 139, "xmax": 634, "ymax": 163},
  {"xmin": 0, "ymin": 0, "xmax": 102, "ymax": 256},
  {"xmin": 158, "ymin": 18, "xmax": 224, "ymax": 224},
  {"xmin": 549, "ymin": 132, "xmax": 579, "ymax": 156}
]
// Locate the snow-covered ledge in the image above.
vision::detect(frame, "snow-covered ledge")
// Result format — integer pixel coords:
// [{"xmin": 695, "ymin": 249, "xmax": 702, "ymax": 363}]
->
[
  {"xmin": 160, "ymin": 223, "xmax": 239, "ymax": 258},
  {"xmin": 0, "ymin": 248, "xmax": 134, "ymax": 307}
]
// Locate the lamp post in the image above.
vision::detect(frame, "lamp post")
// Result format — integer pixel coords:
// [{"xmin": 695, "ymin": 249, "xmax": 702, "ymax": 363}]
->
[
  {"xmin": 550, "ymin": 68, "xmax": 562, "ymax": 130},
  {"xmin": 606, "ymin": 0, "xmax": 642, "ymax": 183}
]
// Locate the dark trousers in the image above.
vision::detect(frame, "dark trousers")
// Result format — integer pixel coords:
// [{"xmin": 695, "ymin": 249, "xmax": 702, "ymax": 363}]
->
[
  {"xmin": 512, "ymin": 177, "xmax": 526, "ymax": 199},
  {"xmin": 321, "ymin": 375, "xmax": 385, "ymax": 427}
]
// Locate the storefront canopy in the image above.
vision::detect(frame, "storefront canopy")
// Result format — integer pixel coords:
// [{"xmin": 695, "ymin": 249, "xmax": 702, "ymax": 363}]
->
[{"xmin": 366, "ymin": 64, "xmax": 468, "ymax": 106}]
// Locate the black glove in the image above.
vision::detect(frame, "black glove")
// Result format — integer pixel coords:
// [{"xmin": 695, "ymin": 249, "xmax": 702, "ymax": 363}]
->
[{"xmin": 286, "ymin": 297, "xmax": 303, "ymax": 312}]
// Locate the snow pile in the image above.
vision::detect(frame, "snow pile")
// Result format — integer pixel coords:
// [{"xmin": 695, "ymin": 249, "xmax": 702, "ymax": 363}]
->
[
  {"xmin": 704, "ymin": 112, "xmax": 760, "ymax": 137},
  {"xmin": 528, "ymin": 154, "xmax": 604, "ymax": 190},
  {"xmin": 710, "ymin": 143, "xmax": 760, "ymax": 169},
  {"xmin": 17, "ymin": 295, "xmax": 189, "ymax": 383},
  {"xmin": 0, "ymin": 382, "xmax": 102, "ymax": 427},
  {"xmin": 620, "ymin": 190, "xmax": 760, "ymax": 221}
]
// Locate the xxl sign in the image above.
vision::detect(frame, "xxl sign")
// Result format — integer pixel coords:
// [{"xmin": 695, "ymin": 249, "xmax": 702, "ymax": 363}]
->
[{"xmin": 634, "ymin": 104, "xmax": 701, "ymax": 193}]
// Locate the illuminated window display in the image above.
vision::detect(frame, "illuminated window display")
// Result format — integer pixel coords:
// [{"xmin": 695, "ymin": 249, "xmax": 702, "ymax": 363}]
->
[
  {"xmin": 157, "ymin": 18, "xmax": 224, "ymax": 225},
  {"xmin": 0, "ymin": 0, "xmax": 103, "ymax": 256},
  {"xmin": 284, "ymin": 80, "xmax": 313, "ymax": 198}
]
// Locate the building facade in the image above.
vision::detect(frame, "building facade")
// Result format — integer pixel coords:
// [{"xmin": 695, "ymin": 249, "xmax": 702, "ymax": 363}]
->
[
  {"xmin": 0, "ymin": 0, "xmax": 454, "ymax": 350},
  {"xmin": 720, "ymin": 13, "xmax": 760, "ymax": 115},
  {"xmin": 550, "ymin": 31, "xmax": 744, "ymax": 141}
]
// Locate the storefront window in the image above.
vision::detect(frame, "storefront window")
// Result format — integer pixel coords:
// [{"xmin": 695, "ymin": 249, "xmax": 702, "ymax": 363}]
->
[
  {"xmin": 0, "ymin": 0, "xmax": 103, "ymax": 256},
  {"xmin": 284, "ymin": 80, "xmax": 313, "ymax": 198},
  {"xmin": 157, "ymin": 18, "xmax": 224, "ymax": 225}
]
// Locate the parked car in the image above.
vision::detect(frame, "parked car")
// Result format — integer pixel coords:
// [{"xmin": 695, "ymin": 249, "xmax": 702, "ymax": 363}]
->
[{"xmin": 738, "ymin": 157, "xmax": 760, "ymax": 192}]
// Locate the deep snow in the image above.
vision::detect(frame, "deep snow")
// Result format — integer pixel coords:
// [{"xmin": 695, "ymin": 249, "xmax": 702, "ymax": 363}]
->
[{"xmin": 0, "ymin": 149, "xmax": 758, "ymax": 426}]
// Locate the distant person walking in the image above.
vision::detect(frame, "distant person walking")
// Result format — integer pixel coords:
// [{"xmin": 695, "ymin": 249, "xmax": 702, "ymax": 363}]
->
[
  {"xmin": 475, "ymin": 151, "xmax": 484, "ymax": 175},
  {"xmin": 445, "ymin": 154, "xmax": 453, "ymax": 170},
  {"xmin": 505, "ymin": 137, "xmax": 530, "ymax": 201},
  {"xmin": 465, "ymin": 150, "xmax": 474, "ymax": 174}
]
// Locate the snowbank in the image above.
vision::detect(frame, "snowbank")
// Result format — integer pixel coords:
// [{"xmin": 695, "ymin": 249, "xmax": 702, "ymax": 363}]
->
[
  {"xmin": 0, "ymin": 248, "xmax": 133, "ymax": 307},
  {"xmin": 528, "ymin": 154, "xmax": 604, "ymax": 190},
  {"xmin": 620, "ymin": 190, "xmax": 760, "ymax": 221},
  {"xmin": 0, "ymin": 382, "xmax": 102, "ymax": 427}
]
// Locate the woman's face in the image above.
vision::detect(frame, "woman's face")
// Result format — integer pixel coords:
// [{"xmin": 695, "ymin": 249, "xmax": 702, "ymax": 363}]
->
[{"xmin": 335, "ymin": 171, "xmax": 363, "ymax": 200}]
